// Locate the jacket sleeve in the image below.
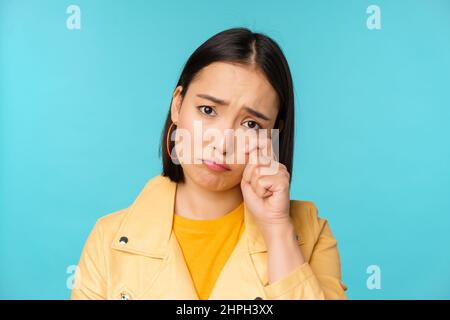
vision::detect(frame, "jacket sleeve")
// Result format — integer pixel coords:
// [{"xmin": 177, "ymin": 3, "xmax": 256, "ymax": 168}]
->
[
  {"xmin": 262, "ymin": 210, "xmax": 348, "ymax": 300},
  {"xmin": 71, "ymin": 220, "xmax": 108, "ymax": 300}
]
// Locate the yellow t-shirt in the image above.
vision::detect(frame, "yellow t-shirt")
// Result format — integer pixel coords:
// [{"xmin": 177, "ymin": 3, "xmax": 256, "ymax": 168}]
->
[{"xmin": 173, "ymin": 201, "xmax": 245, "ymax": 300}]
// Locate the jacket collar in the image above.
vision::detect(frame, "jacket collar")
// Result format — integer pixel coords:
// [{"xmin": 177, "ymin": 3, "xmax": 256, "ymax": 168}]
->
[{"xmin": 111, "ymin": 174, "xmax": 299, "ymax": 257}]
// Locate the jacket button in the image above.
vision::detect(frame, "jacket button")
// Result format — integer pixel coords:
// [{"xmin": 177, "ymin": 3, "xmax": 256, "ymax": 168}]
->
[
  {"xmin": 120, "ymin": 292, "xmax": 130, "ymax": 300},
  {"xmin": 119, "ymin": 236, "xmax": 128, "ymax": 246},
  {"xmin": 254, "ymin": 296, "xmax": 263, "ymax": 300}
]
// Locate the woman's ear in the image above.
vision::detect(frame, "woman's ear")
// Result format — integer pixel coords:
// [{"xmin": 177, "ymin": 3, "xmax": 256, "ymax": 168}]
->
[{"xmin": 170, "ymin": 85, "xmax": 183, "ymax": 123}]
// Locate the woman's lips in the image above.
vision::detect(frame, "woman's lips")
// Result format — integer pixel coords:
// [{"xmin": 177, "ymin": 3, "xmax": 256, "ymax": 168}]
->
[{"xmin": 201, "ymin": 159, "xmax": 231, "ymax": 172}]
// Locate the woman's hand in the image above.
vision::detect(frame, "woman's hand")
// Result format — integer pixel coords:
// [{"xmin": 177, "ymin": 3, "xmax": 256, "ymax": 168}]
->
[
  {"xmin": 241, "ymin": 134, "xmax": 306, "ymax": 285},
  {"xmin": 240, "ymin": 135, "xmax": 294, "ymax": 242}
]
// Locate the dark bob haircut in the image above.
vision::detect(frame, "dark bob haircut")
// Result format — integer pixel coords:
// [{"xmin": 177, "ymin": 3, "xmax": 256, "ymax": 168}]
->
[{"xmin": 160, "ymin": 27, "xmax": 295, "ymax": 184}]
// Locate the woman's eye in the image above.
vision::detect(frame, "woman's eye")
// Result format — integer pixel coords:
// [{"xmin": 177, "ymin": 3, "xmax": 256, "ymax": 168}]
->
[
  {"xmin": 198, "ymin": 105, "xmax": 216, "ymax": 116},
  {"xmin": 243, "ymin": 120, "xmax": 262, "ymax": 130}
]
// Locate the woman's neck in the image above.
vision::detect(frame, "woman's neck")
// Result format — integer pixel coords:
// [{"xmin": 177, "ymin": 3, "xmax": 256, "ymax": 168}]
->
[{"xmin": 174, "ymin": 176, "xmax": 243, "ymax": 220}]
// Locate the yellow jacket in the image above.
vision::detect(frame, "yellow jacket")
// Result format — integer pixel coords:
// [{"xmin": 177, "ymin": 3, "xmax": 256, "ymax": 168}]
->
[{"xmin": 71, "ymin": 174, "xmax": 348, "ymax": 300}]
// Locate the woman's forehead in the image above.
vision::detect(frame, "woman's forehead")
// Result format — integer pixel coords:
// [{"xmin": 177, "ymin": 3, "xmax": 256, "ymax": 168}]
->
[{"xmin": 187, "ymin": 62, "xmax": 279, "ymax": 112}]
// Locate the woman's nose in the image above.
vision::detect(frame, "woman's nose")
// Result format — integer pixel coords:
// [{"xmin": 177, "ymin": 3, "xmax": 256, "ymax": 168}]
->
[
  {"xmin": 211, "ymin": 130, "xmax": 234, "ymax": 156},
  {"xmin": 208, "ymin": 129, "xmax": 257, "ymax": 163}
]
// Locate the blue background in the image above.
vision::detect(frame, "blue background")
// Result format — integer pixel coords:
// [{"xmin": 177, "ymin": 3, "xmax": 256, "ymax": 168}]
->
[{"xmin": 1, "ymin": 0, "xmax": 449, "ymax": 299}]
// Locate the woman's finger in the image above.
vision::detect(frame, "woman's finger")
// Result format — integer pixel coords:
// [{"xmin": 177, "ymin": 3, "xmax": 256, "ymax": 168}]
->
[{"xmin": 250, "ymin": 173, "xmax": 274, "ymax": 199}]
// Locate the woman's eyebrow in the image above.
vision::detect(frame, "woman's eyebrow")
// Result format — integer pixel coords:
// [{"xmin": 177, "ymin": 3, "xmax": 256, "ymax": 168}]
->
[
  {"xmin": 243, "ymin": 107, "xmax": 270, "ymax": 121},
  {"xmin": 196, "ymin": 93, "xmax": 271, "ymax": 121},
  {"xmin": 197, "ymin": 93, "xmax": 228, "ymax": 106}
]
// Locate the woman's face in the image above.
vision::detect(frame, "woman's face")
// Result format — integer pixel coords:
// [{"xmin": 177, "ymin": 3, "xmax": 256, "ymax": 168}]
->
[{"xmin": 170, "ymin": 61, "xmax": 279, "ymax": 191}]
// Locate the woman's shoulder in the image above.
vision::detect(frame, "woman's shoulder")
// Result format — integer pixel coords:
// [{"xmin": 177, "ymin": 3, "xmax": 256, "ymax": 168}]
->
[
  {"xmin": 91, "ymin": 175, "xmax": 169, "ymax": 232},
  {"xmin": 87, "ymin": 208, "xmax": 129, "ymax": 246},
  {"xmin": 289, "ymin": 200, "xmax": 334, "ymax": 246},
  {"xmin": 289, "ymin": 199, "xmax": 321, "ymax": 225},
  {"xmin": 96, "ymin": 208, "xmax": 129, "ymax": 228}
]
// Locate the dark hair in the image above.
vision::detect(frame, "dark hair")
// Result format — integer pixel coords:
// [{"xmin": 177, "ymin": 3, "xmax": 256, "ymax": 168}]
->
[{"xmin": 160, "ymin": 27, "xmax": 295, "ymax": 183}]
